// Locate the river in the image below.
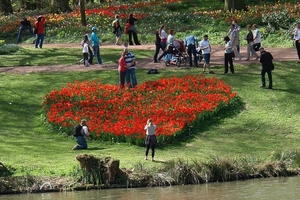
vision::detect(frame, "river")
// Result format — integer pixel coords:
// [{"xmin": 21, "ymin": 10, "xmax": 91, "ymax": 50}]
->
[{"xmin": 1, "ymin": 176, "xmax": 299, "ymax": 200}]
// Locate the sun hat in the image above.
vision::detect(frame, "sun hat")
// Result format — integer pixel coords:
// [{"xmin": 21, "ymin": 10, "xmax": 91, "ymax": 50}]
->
[{"xmin": 92, "ymin": 27, "xmax": 97, "ymax": 31}]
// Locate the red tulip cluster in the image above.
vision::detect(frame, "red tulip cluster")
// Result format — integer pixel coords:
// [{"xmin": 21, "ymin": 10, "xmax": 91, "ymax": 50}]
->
[{"xmin": 43, "ymin": 75, "xmax": 236, "ymax": 143}]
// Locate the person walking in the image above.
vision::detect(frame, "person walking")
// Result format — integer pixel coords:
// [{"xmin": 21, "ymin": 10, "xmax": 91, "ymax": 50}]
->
[
  {"xmin": 72, "ymin": 119, "xmax": 90, "ymax": 150},
  {"xmin": 252, "ymin": 24, "xmax": 262, "ymax": 52},
  {"xmin": 228, "ymin": 24, "xmax": 242, "ymax": 60},
  {"xmin": 184, "ymin": 35, "xmax": 198, "ymax": 67},
  {"xmin": 112, "ymin": 14, "xmax": 122, "ymax": 45},
  {"xmin": 232, "ymin": 20, "xmax": 241, "ymax": 52},
  {"xmin": 144, "ymin": 119, "xmax": 157, "ymax": 162},
  {"xmin": 34, "ymin": 15, "xmax": 45, "ymax": 48},
  {"xmin": 259, "ymin": 47, "xmax": 274, "ymax": 89},
  {"xmin": 124, "ymin": 45, "xmax": 137, "ymax": 88},
  {"xmin": 126, "ymin": 13, "xmax": 141, "ymax": 45},
  {"xmin": 153, "ymin": 24, "xmax": 167, "ymax": 63},
  {"xmin": 223, "ymin": 36, "xmax": 234, "ymax": 74},
  {"xmin": 293, "ymin": 22, "xmax": 300, "ymax": 63},
  {"xmin": 245, "ymin": 24, "xmax": 259, "ymax": 61},
  {"xmin": 89, "ymin": 27, "xmax": 103, "ymax": 65},
  {"xmin": 199, "ymin": 34, "xmax": 214, "ymax": 73},
  {"xmin": 118, "ymin": 50, "xmax": 127, "ymax": 89},
  {"xmin": 17, "ymin": 17, "xmax": 34, "ymax": 43},
  {"xmin": 82, "ymin": 37, "xmax": 90, "ymax": 67}
]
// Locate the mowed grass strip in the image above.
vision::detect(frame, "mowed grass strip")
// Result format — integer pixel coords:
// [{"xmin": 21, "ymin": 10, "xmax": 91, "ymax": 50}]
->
[{"xmin": 0, "ymin": 58, "xmax": 300, "ymax": 176}]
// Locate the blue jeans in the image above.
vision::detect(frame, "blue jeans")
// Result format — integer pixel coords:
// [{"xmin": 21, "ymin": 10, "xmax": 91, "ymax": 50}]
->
[
  {"xmin": 35, "ymin": 33, "xmax": 44, "ymax": 48},
  {"xmin": 17, "ymin": 25, "xmax": 34, "ymax": 43},
  {"xmin": 126, "ymin": 68, "xmax": 137, "ymax": 88},
  {"xmin": 75, "ymin": 136, "xmax": 87, "ymax": 149},
  {"xmin": 187, "ymin": 44, "xmax": 197, "ymax": 67},
  {"xmin": 158, "ymin": 42, "xmax": 167, "ymax": 60},
  {"xmin": 89, "ymin": 46, "xmax": 102, "ymax": 64}
]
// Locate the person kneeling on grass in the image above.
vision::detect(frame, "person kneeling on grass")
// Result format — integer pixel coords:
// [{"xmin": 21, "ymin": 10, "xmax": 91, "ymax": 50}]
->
[{"xmin": 72, "ymin": 119, "xmax": 90, "ymax": 150}]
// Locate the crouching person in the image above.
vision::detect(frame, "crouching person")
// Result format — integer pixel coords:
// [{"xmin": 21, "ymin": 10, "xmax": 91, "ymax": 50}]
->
[{"xmin": 72, "ymin": 119, "xmax": 90, "ymax": 150}]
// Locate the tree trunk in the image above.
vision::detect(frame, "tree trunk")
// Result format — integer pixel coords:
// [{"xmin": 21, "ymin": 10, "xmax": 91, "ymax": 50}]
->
[
  {"xmin": 51, "ymin": 0, "xmax": 72, "ymax": 13},
  {"xmin": 80, "ymin": 0, "xmax": 87, "ymax": 26},
  {"xmin": 224, "ymin": 0, "xmax": 247, "ymax": 12},
  {"xmin": 0, "ymin": 0, "xmax": 13, "ymax": 14}
]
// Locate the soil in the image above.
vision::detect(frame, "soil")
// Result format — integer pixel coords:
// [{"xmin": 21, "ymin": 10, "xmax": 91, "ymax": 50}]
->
[{"xmin": 0, "ymin": 43, "xmax": 298, "ymax": 74}]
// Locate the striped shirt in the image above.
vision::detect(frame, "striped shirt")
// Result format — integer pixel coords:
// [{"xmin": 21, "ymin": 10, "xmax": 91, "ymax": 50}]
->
[{"xmin": 125, "ymin": 52, "xmax": 136, "ymax": 69}]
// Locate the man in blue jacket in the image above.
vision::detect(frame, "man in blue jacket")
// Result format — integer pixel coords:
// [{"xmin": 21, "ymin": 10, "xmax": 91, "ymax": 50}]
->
[{"xmin": 89, "ymin": 27, "xmax": 103, "ymax": 65}]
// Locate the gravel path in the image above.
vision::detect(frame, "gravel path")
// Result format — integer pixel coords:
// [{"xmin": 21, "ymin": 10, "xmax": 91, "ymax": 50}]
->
[{"xmin": 0, "ymin": 43, "xmax": 298, "ymax": 74}]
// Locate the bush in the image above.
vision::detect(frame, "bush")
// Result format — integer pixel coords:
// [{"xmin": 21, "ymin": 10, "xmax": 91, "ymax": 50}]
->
[{"xmin": 0, "ymin": 44, "xmax": 20, "ymax": 55}]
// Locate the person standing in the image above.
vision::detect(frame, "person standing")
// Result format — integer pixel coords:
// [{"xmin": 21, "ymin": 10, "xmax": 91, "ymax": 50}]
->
[
  {"xmin": 112, "ymin": 14, "xmax": 122, "ymax": 46},
  {"xmin": 126, "ymin": 13, "xmax": 141, "ymax": 45},
  {"xmin": 124, "ymin": 46, "xmax": 137, "ymax": 88},
  {"xmin": 199, "ymin": 34, "xmax": 214, "ymax": 73},
  {"xmin": 223, "ymin": 36, "xmax": 234, "ymax": 74},
  {"xmin": 184, "ymin": 35, "xmax": 198, "ymax": 67},
  {"xmin": 228, "ymin": 24, "xmax": 242, "ymax": 60},
  {"xmin": 252, "ymin": 24, "xmax": 262, "ymax": 52},
  {"xmin": 118, "ymin": 50, "xmax": 127, "ymax": 89},
  {"xmin": 293, "ymin": 22, "xmax": 300, "ymax": 63},
  {"xmin": 144, "ymin": 119, "xmax": 157, "ymax": 162},
  {"xmin": 259, "ymin": 47, "xmax": 274, "ymax": 89},
  {"xmin": 72, "ymin": 119, "xmax": 90, "ymax": 150},
  {"xmin": 89, "ymin": 27, "xmax": 103, "ymax": 65},
  {"xmin": 34, "ymin": 15, "xmax": 45, "ymax": 48},
  {"xmin": 17, "ymin": 17, "xmax": 34, "ymax": 43},
  {"xmin": 82, "ymin": 37, "xmax": 90, "ymax": 67},
  {"xmin": 245, "ymin": 24, "xmax": 259, "ymax": 61}
]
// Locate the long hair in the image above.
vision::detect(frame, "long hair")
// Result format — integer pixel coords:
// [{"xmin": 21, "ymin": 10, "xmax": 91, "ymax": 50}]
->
[{"xmin": 158, "ymin": 24, "xmax": 164, "ymax": 37}]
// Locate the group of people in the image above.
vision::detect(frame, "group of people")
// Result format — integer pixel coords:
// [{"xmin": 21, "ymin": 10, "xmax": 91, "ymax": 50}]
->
[
  {"xmin": 152, "ymin": 20, "xmax": 274, "ymax": 89},
  {"xmin": 73, "ymin": 118, "xmax": 158, "ymax": 162},
  {"xmin": 17, "ymin": 15, "xmax": 46, "ymax": 48}
]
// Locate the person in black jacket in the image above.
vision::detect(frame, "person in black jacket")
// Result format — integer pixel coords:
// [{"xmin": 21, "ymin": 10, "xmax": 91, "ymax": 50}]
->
[
  {"xmin": 126, "ymin": 13, "xmax": 141, "ymax": 45},
  {"xmin": 17, "ymin": 17, "xmax": 34, "ymax": 43},
  {"xmin": 259, "ymin": 47, "xmax": 274, "ymax": 89}
]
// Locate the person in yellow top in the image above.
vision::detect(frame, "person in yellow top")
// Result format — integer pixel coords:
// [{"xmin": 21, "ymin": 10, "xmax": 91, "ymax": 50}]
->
[{"xmin": 112, "ymin": 14, "xmax": 122, "ymax": 45}]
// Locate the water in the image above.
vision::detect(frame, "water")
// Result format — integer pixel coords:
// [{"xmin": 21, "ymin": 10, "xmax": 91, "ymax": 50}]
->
[{"xmin": 1, "ymin": 176, "xmax": 299, "ymax": 200}]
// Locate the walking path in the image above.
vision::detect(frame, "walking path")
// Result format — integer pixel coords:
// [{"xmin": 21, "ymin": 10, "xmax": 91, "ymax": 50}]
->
[{"xmin": 0, "ymin": 43, "xmax": 298, "ymax": 74}]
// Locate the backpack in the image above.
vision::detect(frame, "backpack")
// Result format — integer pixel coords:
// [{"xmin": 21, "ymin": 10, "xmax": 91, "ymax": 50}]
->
[
  {"xmin": 73, "ymin": 125, "xmax": 83, "ymax": 137},
  {"xmin": 147, "ymin": 68, "xmax": 159, "ymax": 74}
]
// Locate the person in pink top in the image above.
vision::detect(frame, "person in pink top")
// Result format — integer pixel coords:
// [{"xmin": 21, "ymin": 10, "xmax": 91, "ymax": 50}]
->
[
  {"xmin": 118, "ymin": 50, "xmax": 127, "ymax": 89},
  {"xmin": 34, "ymin": 15, "xmax": 45, "ymax": 48}
]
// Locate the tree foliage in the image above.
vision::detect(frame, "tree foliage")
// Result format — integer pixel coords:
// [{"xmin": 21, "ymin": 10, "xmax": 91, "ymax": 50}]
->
[{"xmin": 224, "ymin": 0, "xmax": 247, "ymax": 12}]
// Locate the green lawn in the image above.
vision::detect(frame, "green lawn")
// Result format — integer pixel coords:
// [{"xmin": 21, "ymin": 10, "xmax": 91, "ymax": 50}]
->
[{"xmin": 1, "ymin": 56, "xmax": 300, "ymax": 177}]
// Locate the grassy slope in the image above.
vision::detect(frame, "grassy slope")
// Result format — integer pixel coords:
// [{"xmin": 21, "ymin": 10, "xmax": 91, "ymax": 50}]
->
[{"xmin": 0, "ymin": 59, "xmax": 300, "ymax": 176}]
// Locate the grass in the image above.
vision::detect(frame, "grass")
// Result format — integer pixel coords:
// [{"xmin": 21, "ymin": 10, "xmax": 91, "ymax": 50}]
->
[
  {"xmin": 0, "ymin": 47, "xmax": 154, "ymax": 67},
  {"xmin": 1, "ymin": 48, "xmax": 300, "ymax": 178}
]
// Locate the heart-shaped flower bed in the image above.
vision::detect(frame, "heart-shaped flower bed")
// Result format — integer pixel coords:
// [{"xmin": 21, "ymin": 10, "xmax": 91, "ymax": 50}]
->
[{"xmin": 43, "ymin": 75, "xmax": 237, "ymax": 145}]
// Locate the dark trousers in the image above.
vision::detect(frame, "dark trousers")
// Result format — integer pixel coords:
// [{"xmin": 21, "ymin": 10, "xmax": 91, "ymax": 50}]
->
[
  {"xmin": 154, "ymin": 42, "xmax": 166, "ymax": 62},
  {"xmin": 145, "ymin": 145, "xmax": 155, "ymax": 158},
  {"xmin": 119, "ymin": 71, "xmax": 126, "ymax": 88},
  {"xmin": 224, "ymin": 53, "xmax": 234, "ymax": 73},
  {"xmin": 128, "ymin": 30, "xmax": 140, "ymax": 45},
  {"xmin": 261, "ymin": 68, "xmax": 272, "ymax": 88},
  {"xmin": 296, "ymin": 40, "xmax": 300, "ymax": 60},
  {"xmin": 83, "ymin": 52, "xmax": 88, "ymax": 66},
  {"xmin": 187, "ymin": 44, "xmax": 197, "ymax": 67}
]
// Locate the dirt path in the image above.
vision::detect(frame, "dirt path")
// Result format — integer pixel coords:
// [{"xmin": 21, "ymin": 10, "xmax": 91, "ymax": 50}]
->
[{"xmin": 0, "ymin": 43, "xmax": 298, "ymax": 74}]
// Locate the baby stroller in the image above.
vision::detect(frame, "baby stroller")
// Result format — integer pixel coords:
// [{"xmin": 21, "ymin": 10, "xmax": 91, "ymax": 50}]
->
[
  {"xmin": 196, "ymin": 47, "xmax": 203, "ymax": 63},
  {"xmin": 164, "ymin": 40, "xmax": 188, "ymax": 67}
]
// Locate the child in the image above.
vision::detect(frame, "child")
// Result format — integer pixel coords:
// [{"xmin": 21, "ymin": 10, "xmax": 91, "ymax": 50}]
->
[
  {"xmin": 118, "ymin": 50, "xmax": 127, "ymax": 88},
  {"xmin": 82, "ymin": 37, "xmax": 90, "ymax": 67}
]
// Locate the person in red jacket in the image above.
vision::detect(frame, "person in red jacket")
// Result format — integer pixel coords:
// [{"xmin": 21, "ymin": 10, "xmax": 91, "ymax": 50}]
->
[
  {"xmin": 118, "ymin": 50, "xmax": 127, "ymax": 89},
  {"xmin": 34, "ymin": 15, "xmax": 45, "ymax": 48}
]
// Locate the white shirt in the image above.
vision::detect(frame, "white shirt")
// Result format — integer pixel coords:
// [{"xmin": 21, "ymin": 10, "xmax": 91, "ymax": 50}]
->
[
  {"xmin": 253, "ymin": 28, "xmax": 261, "ymax": 43},
  {"xmin": 82, "ymin": 43, "xmax": 89, "ymax": 53},
  {"xmin": 224, "ymin": 41, "xmax": 232, "ymax": 53},
  {"xmin": 144, "ymin": 124, "xmax": 156, "ymax": 136},
  {"xmin": 199, "ymin": 39, "xmax": 211, "ymax": 54},
  {"xmin": 167, "ymin": 34, "xmax": 174, "ymax": 44},
  {"xmin": 160, "ymin": 29, "xmax": 167, "ymax": 39},
  {"xmin": 294, "ymin": 29, "xmax": 300, "ymax": 40},
  {"xmin": 81, "ymin": 125, "xmax": 90, "ymax": 136}
]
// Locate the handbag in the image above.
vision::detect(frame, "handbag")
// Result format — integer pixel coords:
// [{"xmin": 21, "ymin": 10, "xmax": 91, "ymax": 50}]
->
[
  {"xmin": 34, "ymin": 28, "xmax": 38, "ymax": 34},
  {"xmin": 231, "ymin": 51, "xmax": 235, "ymax": 57}
]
